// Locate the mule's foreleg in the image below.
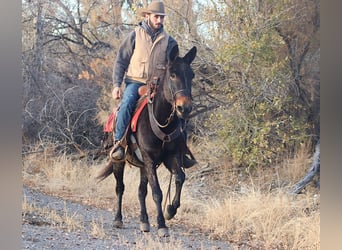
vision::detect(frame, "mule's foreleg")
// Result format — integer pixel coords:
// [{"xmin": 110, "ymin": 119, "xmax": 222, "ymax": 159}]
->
[
  {"xmin": 113, "ymin": 162, "xmax": 125, "ymax": 228},
  {"xmin": 146, "ymin": 165, "xmax": 169, "ymax": 237},
  {"xmin": 165, "ymin": 166, "xmax": 185, "ymax": 220},
  {"xmin": 138, "ymin": 168, "xmax": 150, "ymax": 232}
]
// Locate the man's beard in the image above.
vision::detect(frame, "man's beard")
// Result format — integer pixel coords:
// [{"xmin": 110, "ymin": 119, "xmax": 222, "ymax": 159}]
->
[{"xmin": 147, "ymin": 18, "xmax": 161, "ymax": 32}]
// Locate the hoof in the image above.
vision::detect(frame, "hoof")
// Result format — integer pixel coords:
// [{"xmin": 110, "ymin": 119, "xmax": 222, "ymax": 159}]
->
[
  {"xmin": 164, "ymin": 205, "xmax": 176, "ymax": 220},
  {"xmin": 140, "ymin": 222, "xmax": 150, "ymax": 232},
  {"xmin": 158, "ymin": 227, "xmax": 170, "ymax": 237},
  {"xmin": 113, "ymin": 220, "xmax": 123, "ymax": 228}
]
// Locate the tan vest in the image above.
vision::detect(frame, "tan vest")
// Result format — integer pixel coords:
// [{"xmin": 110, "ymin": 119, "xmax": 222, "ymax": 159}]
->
[{"xmin": 126, "ymin": 26, "xmax": 169, "ymax": 84}]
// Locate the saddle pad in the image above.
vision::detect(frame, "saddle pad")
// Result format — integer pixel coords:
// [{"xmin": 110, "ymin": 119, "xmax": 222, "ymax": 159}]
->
[
  {"xmin": 104, "ymin": 105, "xmax": 120, "ymax": 132},
  {"xmin": 131, "ymin": 98, "xmax": 148, "ymax": 132},
  {"xmin": 104, "ymin": 111, "xmax": 115, "ymax": 132}
]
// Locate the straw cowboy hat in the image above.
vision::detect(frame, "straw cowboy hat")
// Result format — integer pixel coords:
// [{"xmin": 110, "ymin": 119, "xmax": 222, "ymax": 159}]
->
[{"xmin": 139, "ymin": 1, "xmax": 166, "ymax": 16}]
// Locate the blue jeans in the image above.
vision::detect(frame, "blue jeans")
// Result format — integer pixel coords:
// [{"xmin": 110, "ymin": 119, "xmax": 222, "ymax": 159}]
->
[{"xmin": 114, "ymin": 80, "xmax": 145, "ymax": 141}]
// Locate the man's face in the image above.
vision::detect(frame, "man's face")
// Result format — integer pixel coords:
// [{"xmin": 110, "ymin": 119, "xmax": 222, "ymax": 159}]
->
[{"xmin": 147, "ymin": 14, "xmax": 165, "ymax": 31}]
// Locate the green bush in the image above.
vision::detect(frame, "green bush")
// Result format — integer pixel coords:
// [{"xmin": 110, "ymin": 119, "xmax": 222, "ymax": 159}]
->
[{"xmin": 213, "ymin": 97, "xmax": 310, "ymax": 169}]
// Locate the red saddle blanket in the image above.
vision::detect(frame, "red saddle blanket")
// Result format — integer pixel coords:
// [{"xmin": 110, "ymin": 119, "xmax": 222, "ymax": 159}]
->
[
  {"xmin": 104, "ymin": 109, "xmax": 117, "ymax": 132},
  {"xmin": 103, "ymin": 98, "xmax": 148, "ymax": 133},
  {"xmin": 131, "ymin": 98, "xmax": 148, "ymax": 132}
]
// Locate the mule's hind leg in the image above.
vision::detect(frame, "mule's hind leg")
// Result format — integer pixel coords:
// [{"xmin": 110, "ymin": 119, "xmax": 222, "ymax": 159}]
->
[
  {"xmin": 138, "ymin": 167, "xmax": 150, "ymax": 232},
  {"xmin": 112, "ymin": 162, "xmax": 125, "ymax": 228},
  {"xmin": 164, "ymin": 157, "xmax": 185, "ymax": 220}
]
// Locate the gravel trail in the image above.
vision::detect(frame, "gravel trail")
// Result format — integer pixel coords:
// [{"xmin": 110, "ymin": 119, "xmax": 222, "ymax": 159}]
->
[{"xmin": 22, "ymin": 187, "xmax": 232, "ymax": 249}]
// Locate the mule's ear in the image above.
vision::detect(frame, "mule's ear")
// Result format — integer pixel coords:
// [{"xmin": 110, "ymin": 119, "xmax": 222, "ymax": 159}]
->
[
  {"xmin": 168, "ymin": 45, "xmax": 179, "ymax": 62},
  {"xmin": 184, "ymin": 46, "xmax": 197, "ymax": 64}
]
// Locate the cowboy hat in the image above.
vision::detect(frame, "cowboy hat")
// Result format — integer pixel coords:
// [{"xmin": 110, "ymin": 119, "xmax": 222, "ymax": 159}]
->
[{"xmin": 138, "ymin": 1, "xmax": 166, "ymax": 16}]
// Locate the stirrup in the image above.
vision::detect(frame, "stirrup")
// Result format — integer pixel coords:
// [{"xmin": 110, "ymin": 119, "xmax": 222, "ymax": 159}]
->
[{"xmin": 109, "ymin": 141, "xmax": 125, "ymax": 162}]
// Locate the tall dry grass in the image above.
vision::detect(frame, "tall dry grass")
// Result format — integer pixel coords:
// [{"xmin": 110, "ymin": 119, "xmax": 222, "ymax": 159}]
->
[
  {"xmin": 198, "ymin": 189, "xmax": 319, "ymax": 249},
  {"xmin": 22, "ymin": 141, "xmax": 320, "ymax": 249}
]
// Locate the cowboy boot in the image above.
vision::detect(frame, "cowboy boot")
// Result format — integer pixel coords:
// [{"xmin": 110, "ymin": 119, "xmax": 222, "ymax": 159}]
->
[{"xmin": 110, "ymin": 140, "xmax": 125, "ymax": 161}]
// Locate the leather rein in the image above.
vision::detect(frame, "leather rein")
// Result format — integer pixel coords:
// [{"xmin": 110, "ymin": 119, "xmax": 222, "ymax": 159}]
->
[{"xmin": 147, "ymin": 77, "xmax": 186, "ymax": 144}]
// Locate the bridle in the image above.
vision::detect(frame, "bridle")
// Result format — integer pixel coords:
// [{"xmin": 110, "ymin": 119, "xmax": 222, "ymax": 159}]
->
[
  {"xmin": 147, "ymin": 66, "xmax": 191, "ymax": 144},
  {"xmin": 147, "ymin": 77, "xmax": 175, "ymax": 128}
]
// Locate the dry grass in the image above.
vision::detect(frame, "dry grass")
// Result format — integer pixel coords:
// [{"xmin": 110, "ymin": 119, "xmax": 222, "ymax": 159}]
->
[
  {"xmin": 198, "ymin": 189, "xmax": 319, "ymax": 249},
  {"xmin": 113, "ymin": 233, "xmax": 184, "ymax": 250},
  {"xmin": 22, "ymin": 195, "xmax": 85, "ymax": 232},
  {"xmin": 22, "ymin": 141, "xmax": 320, "ymax": 249},
  {"xmin": 90, "ymin": 216, "xmax": 106, "ymax": 238}
]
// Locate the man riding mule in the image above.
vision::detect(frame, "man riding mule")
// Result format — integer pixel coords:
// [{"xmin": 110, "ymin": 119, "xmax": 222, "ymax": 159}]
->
[
  {"xmin": 96, "ymin": 1, "xmax": 197, "ymax": 237},
  {"xmin": 110, "ymin": 1, "xmax": 196, "ymax": 168}
]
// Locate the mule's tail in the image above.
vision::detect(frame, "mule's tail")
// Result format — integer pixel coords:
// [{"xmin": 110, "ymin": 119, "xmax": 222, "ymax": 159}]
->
[{"xmin": 96, "ymin": 161, "xmax": 113, "ymax": 183}]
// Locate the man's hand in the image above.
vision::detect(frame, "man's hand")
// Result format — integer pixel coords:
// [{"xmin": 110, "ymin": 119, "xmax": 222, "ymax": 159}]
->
[{"xmin": 112, "ymin": 86, "xmax": 122, "ymax": 100}]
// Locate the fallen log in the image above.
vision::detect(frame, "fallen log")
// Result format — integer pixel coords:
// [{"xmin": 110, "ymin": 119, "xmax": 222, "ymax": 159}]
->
[{"xmin": 290, "ymin": 142, "xmax": 320, "ymax": 194}]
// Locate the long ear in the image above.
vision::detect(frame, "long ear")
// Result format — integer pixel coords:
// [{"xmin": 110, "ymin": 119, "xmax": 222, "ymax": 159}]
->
[
  {"xmin": 168, "ymin": 45, "xmax": 179, "ymax": 62},
  {"xmin": 184, "ymin": 46, "xmax": 197, "ymax": 64}
]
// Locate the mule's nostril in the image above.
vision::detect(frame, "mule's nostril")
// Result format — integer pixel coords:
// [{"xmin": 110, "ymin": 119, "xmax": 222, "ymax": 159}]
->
[
  {"xmin": 177, "ymin": 105, "xmax": 184, "ymax": 113},
  {"xmin": 176, "ymin": 105, "xmax": 192, "ymax": 116}
]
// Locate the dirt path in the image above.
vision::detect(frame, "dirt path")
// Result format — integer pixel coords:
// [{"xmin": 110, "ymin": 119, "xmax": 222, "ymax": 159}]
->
[{"xmin": 22, "ymin": 187, "xmax": 232, "ymax": 249}]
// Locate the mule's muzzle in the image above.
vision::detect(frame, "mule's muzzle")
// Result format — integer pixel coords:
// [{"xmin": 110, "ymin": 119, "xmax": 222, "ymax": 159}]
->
[{"xmin": 175, "ymin": 96, "xmax": 192, "ymax": 118}]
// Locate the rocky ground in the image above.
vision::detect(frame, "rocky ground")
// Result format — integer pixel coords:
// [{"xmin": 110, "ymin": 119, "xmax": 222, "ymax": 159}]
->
[{"xmin": 22, "ymin": 187, "xmax": 232, "ymax": 249}]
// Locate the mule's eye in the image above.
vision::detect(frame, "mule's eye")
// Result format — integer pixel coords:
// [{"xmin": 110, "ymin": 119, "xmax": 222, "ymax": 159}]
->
[{"xmin": 170, "ymin": 73, "xmax": 176, "ymax": 79}]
